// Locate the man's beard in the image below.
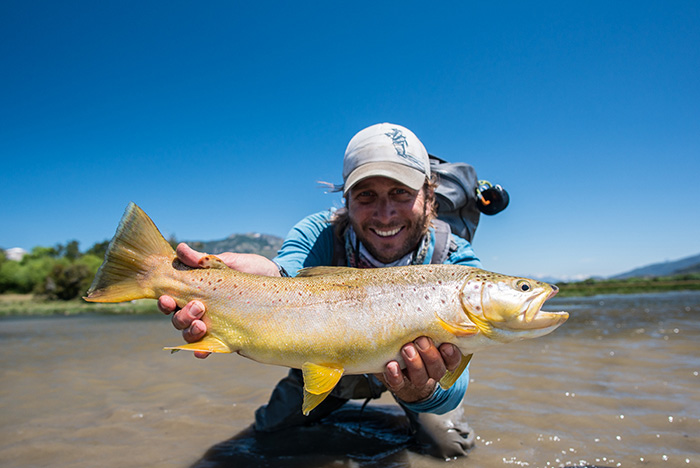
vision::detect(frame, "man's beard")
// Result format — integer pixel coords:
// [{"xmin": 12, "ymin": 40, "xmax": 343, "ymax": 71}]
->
[{"xmin": 350, "ymin": 204, "xmax": 431, "ymax": 264}]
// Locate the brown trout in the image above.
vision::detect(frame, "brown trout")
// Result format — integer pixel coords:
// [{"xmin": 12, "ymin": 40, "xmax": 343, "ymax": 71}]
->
[{"xmin": 85, "ymin": 203, "xmax": 568, "ymax": 414}]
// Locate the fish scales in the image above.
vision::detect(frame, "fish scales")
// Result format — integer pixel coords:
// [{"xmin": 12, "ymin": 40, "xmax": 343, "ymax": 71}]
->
[
  {"xmin": 85, "ymin": 202, "xmax": 568, "ymax": 415},
  {"xmin": 151, "ymin": 261, "xmax": 471, "ymax": 372}
]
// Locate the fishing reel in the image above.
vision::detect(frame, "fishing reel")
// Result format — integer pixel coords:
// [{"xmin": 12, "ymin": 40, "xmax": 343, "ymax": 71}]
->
[{"xmin": 476, "ymin": 180, "xmax": 509, "ymax": 215}]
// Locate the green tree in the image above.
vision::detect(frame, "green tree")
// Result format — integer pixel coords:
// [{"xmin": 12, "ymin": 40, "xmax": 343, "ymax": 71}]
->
[
  {"xmin": 85, "ymin": 240, "xmax": 109, "ymax": 259},
  {"xmin": 39, "ymin": 262, "xmax": 91, "ymax": 300},
  {"xmin": 64, "ymin": 240, "xmax": 81, "ymax": 260}
]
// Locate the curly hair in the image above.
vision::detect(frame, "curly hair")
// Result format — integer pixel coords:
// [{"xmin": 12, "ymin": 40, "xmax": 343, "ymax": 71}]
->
[{"xmin": 331, "ymin": 176, "xmax": 439, "ymax": 240}]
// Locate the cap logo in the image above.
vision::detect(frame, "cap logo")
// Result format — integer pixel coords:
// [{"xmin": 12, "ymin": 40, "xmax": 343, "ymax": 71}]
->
[{"xmin": 384, "ymin": 128, "xmax": 425, "ymax": 170}]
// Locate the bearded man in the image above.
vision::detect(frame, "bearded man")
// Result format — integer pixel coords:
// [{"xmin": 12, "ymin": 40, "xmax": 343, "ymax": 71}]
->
[{"xmin": 159, "ymin": 123, "xmax": 481, "ymax": 458}]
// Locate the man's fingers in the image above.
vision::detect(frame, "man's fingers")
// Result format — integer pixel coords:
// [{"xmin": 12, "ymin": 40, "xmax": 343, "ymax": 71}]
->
[
  {"xmin": 413, "ymin": 337, "xmax": 447, "ymax": 382},
  {"xmin": 382, "ymin": 361, "xmax": 406, "ymax": 391},
  {"xmin": 402, "ymin": 342, "xmax": 430, "ymax": 388},
  {"xmin": 439, "ymin": 343, "xmax": 463, "ymax": 371},
  {"xmin": 183, "ymin": 319, "xmax": 207, "ymax": 343},
  {"xmin": 157, "ymin": 295, "xmax": 177, "ymax": 315},
  {"xmin": 171, "ymin": 301, "xmax": 205, "ymax": 331},
  {"xmin": 176, "ymin": 243, "xmax": 205, "ymax": 268}
]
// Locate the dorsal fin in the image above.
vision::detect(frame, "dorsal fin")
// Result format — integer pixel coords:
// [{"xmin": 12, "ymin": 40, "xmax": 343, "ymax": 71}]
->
[
  {"xmin": 296, "ymin": 266, "xmax": 360, "ymax": 277},
  {"xmin": 198, "ymin": 255, "xmax": 229, "ymax": 270}
]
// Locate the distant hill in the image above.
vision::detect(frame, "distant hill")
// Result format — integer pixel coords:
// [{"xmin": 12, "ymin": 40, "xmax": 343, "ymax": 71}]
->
[
  {"xmin": 187, "ymin": 233, "xmax": 284, "ymax": 260},
  {"xmin": 611, "ymin": 252, "xmax": 700, "ymax": 279}
]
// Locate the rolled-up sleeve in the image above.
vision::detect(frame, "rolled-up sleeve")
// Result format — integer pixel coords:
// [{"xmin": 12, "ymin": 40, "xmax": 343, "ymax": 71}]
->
[{"xmin": 400, "ymin": 365, "xmax": 470, "ymax": 414}]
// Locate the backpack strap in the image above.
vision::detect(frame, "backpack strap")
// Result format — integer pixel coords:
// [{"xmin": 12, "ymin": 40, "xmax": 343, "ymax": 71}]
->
[{"xmin": 430, "ymin": 219, "xmax": 453, "ymax": 264}]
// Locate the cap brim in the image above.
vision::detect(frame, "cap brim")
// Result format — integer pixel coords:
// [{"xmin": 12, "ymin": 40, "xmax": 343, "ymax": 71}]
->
[{"xmin": 343, "ymin": 162, "xmax": 426, "ymax": 194}]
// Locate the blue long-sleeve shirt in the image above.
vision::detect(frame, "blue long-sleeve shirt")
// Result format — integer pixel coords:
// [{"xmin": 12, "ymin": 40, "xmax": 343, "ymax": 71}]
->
[{"xmin": 273, "ymin": 210, "xmax": 482, "ymax": 414}]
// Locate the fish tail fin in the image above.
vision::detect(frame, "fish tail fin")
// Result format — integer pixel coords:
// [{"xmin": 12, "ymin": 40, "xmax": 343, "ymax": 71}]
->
[{"xmin": 84, "ymin": 202, "xmax": 175, "ymax": 303}]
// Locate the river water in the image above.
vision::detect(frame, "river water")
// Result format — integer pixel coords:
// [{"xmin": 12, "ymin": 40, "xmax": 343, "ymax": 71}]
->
[{"xmin": 1, "ymin": 291, "xmax": 698, "ymax": 467}]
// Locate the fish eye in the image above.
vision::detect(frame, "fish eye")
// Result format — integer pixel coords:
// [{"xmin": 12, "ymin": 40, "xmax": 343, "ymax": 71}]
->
[{"xmin": 517, "ymin": 280, "xmax": 531, "ymax": 292}]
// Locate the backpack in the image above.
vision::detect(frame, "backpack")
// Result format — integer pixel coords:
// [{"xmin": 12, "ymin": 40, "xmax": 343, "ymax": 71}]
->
[
  {"xmin": 331, "ymin": 156, "xmax": 508, "ymax": 265},
  {"xmin": 429, "ymin": 154, "xmax": 509, "ymax": 243}
]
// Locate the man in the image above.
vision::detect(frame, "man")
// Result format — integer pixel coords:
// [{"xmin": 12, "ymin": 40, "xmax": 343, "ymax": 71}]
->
[{"xmin": 159, "ymin": 123, "xmax": 481, "ymax": 458}]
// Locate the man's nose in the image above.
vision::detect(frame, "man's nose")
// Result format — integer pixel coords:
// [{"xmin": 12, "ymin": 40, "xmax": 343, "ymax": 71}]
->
[{"xmin": 374, "ymin": 198, "xmax": 396, "ymax": 221}]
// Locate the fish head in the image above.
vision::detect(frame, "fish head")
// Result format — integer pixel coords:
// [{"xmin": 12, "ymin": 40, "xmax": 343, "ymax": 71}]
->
[{"xmin": 460, "ymin": 269, "xmax": 569, "ymax": 342}]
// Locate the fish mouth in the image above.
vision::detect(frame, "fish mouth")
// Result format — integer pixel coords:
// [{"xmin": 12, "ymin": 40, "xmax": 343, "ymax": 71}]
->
[{"xmin": 521, "ymin": 287, "xmax": 568, "ymax": 330}]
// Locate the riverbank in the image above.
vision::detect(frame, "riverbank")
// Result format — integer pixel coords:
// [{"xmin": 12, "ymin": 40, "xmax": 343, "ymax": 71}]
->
[
  {"xmin": 557, "ymin": 275, "xmax": 700, "ymax": 297},
  {"xmin": 0, "ymin": 294, "xmax": 156, "ymax": 316}
]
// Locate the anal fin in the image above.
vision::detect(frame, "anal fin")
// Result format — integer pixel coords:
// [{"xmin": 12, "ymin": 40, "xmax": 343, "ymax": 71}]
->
[
  {"xmin": 301, "ymin": 362, "xmax": 344, "ymax": 415},
  {"xmin": 438, "ymin": 353, "xmax": 473, "ymax": 390},
  {"xmin": 164, "ymin": 335, "xmax": 232, "ymax": 354}
]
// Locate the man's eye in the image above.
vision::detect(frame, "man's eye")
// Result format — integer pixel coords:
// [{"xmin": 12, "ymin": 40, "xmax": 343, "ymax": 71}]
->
[
  {"xmin": 391, "ymin": 188, "xmax": 414, "ymax": 199},
  {"xmin": 354, "ymin": 191, "xmax": 375, "ymax": 202}
]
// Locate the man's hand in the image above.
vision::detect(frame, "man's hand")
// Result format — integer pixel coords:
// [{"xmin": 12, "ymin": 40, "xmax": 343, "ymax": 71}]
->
[
  {"xmin": 158, "ymin": 243, "xmax": 280, "ymax": 359},
  {"xmin": 377, "ymin": 337, "xmax": 463, "ymax": 403}
]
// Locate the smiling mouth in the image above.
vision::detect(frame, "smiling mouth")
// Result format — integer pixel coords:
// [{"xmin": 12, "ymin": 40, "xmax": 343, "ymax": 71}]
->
[{"xmin": 371, "ymin": 226, "xmax": 403, "ymax": 237}]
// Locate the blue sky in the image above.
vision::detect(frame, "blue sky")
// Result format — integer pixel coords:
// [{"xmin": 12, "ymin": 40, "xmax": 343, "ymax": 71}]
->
[{"xmin": 1, "ymin": 1, "xmax": 698, "ymax": 280}]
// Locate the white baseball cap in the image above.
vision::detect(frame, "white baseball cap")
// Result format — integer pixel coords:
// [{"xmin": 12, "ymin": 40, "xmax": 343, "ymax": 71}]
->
[{"xmin": 341, "ymin": 123, "xmax": 430, "ymax": 194}]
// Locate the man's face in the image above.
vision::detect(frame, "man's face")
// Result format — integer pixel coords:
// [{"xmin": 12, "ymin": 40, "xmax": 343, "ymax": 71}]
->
[{"xmin": 347, "ymin": 176, "xmax": 430, "ymax": 264}]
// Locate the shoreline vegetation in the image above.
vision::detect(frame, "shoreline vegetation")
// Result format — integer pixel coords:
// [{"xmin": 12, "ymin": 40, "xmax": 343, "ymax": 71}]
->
[
  {"xmin": 1, "ymin": 274, "xmax": 699, "ymax": 317},
  {"xmin": 556, "ymin": 274, "xmax": 700, "ymax": 297}
]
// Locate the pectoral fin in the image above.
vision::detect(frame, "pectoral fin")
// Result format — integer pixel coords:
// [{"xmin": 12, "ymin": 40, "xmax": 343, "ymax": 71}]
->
[
  {"xmin": 436, "ymin": 316, "xmax": 478, "ymax": 337},
  {"xmin": 301, "ymin": 362, "xmax": 344, "ymax": 416},
  {"xmin": 438, "ymin": 353, "xmax": 473, "ymax": 390},
  {"xmin": 164, "ymin": 335, "xmax": 232, "ymax": 354}
]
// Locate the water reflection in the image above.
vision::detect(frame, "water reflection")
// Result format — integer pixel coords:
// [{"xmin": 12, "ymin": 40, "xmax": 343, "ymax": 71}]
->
[{"xmin": 191, "ymin": 404, "xmax": 414, "ymax": 468}]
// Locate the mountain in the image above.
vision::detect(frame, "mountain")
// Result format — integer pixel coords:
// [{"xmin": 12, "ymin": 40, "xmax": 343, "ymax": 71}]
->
[
  {"xmin": 187, "ymin": 233, "xmax": 284, "ymax": 260},
  {"xmin": 611, "ymin": 253, "xmax": 700, "ymax": 279}
]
